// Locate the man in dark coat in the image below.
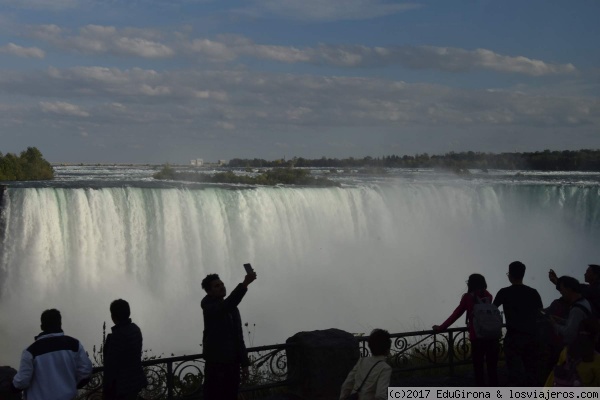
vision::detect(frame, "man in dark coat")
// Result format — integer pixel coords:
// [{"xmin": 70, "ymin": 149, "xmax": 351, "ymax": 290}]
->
[
  {"xmin": 201, "ymin": 271, "xmax": 257, "ymax": 400},
  {"xmin": 103, "ymin": 299, "xmax": 147, "ymax": 400}
]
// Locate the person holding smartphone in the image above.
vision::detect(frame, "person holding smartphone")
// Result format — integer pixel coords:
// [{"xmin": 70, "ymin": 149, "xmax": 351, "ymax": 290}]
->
[
  {"xmin": 201, "ymin": 266, "xmax": 257, "ymax": 400},
  {"xmin": 549, "ymin": 265, "xmax": 600, "ymax": 317}
]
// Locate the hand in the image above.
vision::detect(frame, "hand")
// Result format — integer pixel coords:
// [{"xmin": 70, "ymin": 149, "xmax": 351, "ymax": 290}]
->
[
  {"xmin": 549, "ymin": 269, "xmax": 558, "ymax": 284},
  {"xmin": 243, "ymin": 271, "xmax": 257, "ymax": 287},
  {"xmin": 432, "ymin": 325, "xmax": 441, "ymax": 332},
  {"xmin": 241, "ymin": 366, "xmax": 250, "ymax": 383}
]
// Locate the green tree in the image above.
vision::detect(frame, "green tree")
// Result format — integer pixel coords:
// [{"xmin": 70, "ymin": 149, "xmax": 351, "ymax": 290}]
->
[{"xmin": 0, "ymin": 147, "xmax": 54, "ymax": 181}]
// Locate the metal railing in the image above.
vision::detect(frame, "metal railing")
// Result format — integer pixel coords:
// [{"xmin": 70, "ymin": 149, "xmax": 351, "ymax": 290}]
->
[
  {"xmin": 77, "ymin": 343, "xmax": 292, "ymax": 400},
  {"xmin": 78, "ymin": 327, "xmax": 502, "ymax": 399},
  {"xmin": 357, "ymin": 327, "xmax": 504, "ymax": 375}
]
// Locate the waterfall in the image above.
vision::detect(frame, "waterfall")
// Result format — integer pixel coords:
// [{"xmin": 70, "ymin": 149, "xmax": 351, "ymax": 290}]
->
[{"xmin": 1, "ymin": 183, "xmax": 599, "ymax": 362}]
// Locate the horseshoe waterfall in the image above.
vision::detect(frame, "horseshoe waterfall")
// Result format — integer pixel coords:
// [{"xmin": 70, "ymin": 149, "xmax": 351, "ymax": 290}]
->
[{"xmin": 1, "ymin": 176, "xmax": 599, "ymax": 361}]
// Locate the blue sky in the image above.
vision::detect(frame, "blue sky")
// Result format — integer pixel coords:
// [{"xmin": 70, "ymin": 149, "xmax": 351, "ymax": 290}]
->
[{"xmin": 0, "ymin": 0, "xmax": 599, "ymax": 163}]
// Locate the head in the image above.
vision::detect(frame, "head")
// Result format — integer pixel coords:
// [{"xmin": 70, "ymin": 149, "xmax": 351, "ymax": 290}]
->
[
  {"xmin": 202, "ymin": 274, "xmax": 226, "ymax": 298},
  {"xmin": 555, "ymin": 276, "xmax": 569, "ymax": 298},
  {"xmin": 467, "ymin": 274, "xmax": 487, "ymax": 294},
  {"xmin": 508, "ymin": 261, "xmax": 526, "ymax": 283},
  {"xmin": 558, "ymin": 276, "xmax": 582, "ymax": 303},
  {"xmin": 40, "ymin": 309, "xmax": 62, "ymax": 333},
  {"xmin": 368, "ymin": 329, "xmax": 391, "ymax": 357},
  {"xmin": 110, "ymin": 299, "xmax": 131, "ymax": 324},
  {"xmin": 584, "ymin": 264, "xmax": 600, "ymax": 284}
]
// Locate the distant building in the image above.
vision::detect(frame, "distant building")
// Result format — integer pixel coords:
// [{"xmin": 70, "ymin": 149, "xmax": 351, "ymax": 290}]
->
[
  {"xmin": 217, "ymin": 160, "xmax": 227, "ymax": 166},
  {"xmin": 190, "ymin": 159, "xmax": 204, "ymax": 166}
]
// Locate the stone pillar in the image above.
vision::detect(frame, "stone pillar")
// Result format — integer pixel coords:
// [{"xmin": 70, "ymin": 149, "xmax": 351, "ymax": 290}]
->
[{"xmin": 286, "ymin": 328, "xmax": 359, "ymax": 400}]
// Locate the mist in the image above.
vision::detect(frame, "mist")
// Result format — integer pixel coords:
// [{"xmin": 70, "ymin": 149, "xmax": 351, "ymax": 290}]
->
[{"xmin": 1, "ymin": 182, "xmax": 599, "ymax": 364}]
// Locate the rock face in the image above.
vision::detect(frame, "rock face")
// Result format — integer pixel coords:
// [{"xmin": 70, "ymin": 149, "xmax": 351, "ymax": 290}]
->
[{"xmin": 286, "ymin": 329, "xmax": 359, "ymax": 400}]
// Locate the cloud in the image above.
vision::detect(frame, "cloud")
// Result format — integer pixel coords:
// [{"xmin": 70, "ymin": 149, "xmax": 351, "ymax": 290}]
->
[
  {"xmin": 0, "ymin": 0, "xmax": 80, "ymax": 10},
  {"xmin": 188, "ymin": 37, "xmax": 577, "ymax": 76},
  {"xmin": 239, "ymin": 0, "xmax": 421, "ymax": 22},
  {"xmin": 40, "ymin": 101, "xmax": 90, "ymax": 117},
  {"xmin": 0, "ymin": 43, "xmax": 45, "ymax": 58},
  {"xmin": 0, "ymin": 0, "xmax": 210, "ymax": 10},
  {"xmin": 0, "ymin": 67, "xmax": 595, "ymax": 131},
  {"xmin": 28, "ymin": 24, "xmax": 174, "ymax": 59},
  {"xmin": 24, "ymin": 24, "xmax": 576, "ymax": 76}
]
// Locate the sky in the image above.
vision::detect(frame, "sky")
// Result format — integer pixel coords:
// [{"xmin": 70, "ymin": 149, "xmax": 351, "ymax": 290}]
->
[{"xmin": 0, "ymin": 0, "xmax": 599, "ymax": 163}]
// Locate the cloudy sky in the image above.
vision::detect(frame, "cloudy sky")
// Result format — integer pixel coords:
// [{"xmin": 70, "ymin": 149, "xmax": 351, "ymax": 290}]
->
[{"xmin": 0, "ymin": 0, "xmax": 599, "ymax": 163}]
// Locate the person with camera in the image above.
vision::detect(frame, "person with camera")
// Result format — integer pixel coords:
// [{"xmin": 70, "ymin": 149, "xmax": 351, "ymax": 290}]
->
[{"xmin": 201, "ymin": 269, "xmax": 257, "ymax": 400}]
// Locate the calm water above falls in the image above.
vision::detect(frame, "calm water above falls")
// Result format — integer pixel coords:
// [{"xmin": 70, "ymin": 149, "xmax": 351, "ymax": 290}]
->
[{"xmin": 1, "ymin": 166, "xmax": 599, "ymax": 362}]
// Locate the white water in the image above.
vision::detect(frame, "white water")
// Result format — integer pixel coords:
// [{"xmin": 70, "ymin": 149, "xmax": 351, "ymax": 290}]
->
[{"xmin": 1, "ymin": 180, "xmax": 599, "ymax": 364}]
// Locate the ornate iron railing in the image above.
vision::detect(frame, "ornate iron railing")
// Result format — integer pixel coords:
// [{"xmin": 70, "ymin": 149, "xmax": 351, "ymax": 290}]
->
[
  {"xmin": 77, "ymin": 343, "xmax": 291, "ymax": 400},
  {"xmin": 357, "ymin": 327, "xmax": 504, "ymax": 374},
  {"xmin": 77, "ymin": 327, "xmax": 503, "ymax": 399}
]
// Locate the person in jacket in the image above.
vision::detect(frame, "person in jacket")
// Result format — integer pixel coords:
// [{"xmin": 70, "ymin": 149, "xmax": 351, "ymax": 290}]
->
[
  {"xmin": 201, "ymin": 270, "xmax": 257, "ymax": 400},
  {"xmin": 339, "ymin": 329, "xmax": 392, "ymax": 400},
  {"xmin": 12, "ymin": 308, "xmax": 93, "ymax": 400},
  {"xmin": 433, "ymin": 273, "xmax": 499, "ymax": 386},
  {"xmin": 103, "ymin": 299, "xmax": 147, "ymax": 400}
]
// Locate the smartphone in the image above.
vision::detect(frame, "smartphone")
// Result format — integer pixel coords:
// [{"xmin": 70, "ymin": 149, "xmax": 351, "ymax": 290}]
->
[{"xmin": 243, "ymin": 263, "xmax": 254, "ymax": 274}]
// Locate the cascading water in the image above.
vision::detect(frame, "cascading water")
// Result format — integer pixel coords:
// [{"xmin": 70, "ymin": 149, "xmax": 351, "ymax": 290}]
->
[{"xmin": 1, "ymin": 179, "xmax": 599, "ymax": 363}]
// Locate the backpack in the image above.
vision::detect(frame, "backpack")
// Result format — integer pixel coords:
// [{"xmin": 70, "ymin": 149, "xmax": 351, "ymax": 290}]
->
[
  {"xmin": 572, "ymin": 299, "xmax": 592, "ymax": 318},
  {"xmin": 470, "ymin": 294, "xmax": 503, "ymax": 340}
]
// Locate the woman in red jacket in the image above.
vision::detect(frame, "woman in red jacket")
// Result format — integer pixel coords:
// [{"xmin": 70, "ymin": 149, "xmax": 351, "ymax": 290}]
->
[{"xmin": 433, "ymin": 273, "xmax": 499, "ymax": 386}]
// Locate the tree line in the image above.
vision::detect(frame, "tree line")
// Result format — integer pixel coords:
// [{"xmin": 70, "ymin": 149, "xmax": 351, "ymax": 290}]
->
[
  {"xmin": 0, "ymin": 147, "xmax": 54, "ymax": 181},
  {"xmin": 227, "ymin": 149, "xmax": 600, "ymax": 171},
  {"xmin": 154, "ymin": 165, "xmax": 340, "ymax": 186}
]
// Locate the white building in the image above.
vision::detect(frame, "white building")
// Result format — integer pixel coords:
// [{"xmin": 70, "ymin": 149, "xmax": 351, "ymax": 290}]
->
[{"xmin": 190, "ymin": 158, "xmax": 204, "ymax": 166}]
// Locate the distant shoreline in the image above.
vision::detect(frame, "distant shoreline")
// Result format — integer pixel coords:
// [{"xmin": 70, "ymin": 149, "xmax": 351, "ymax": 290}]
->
[{"xmin": 50, "ymin": 149, "xmax": 600, "ymax": 172}]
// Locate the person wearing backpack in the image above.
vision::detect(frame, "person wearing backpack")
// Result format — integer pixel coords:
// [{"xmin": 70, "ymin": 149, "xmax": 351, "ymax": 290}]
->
[
  {"xmin": 433, "ymin": 273, "xmax": 500, "ymax": 386},
  {"xmin": 549, "ymin": 265, "xmax": 600, "ymax": 318},
  {"xmin": 551, "ymin": 276, "xmax": 593, "ymax": 346},
  {"xmin": 339, "ymin": 329, "xmax": 392, "ymax": 400}
]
